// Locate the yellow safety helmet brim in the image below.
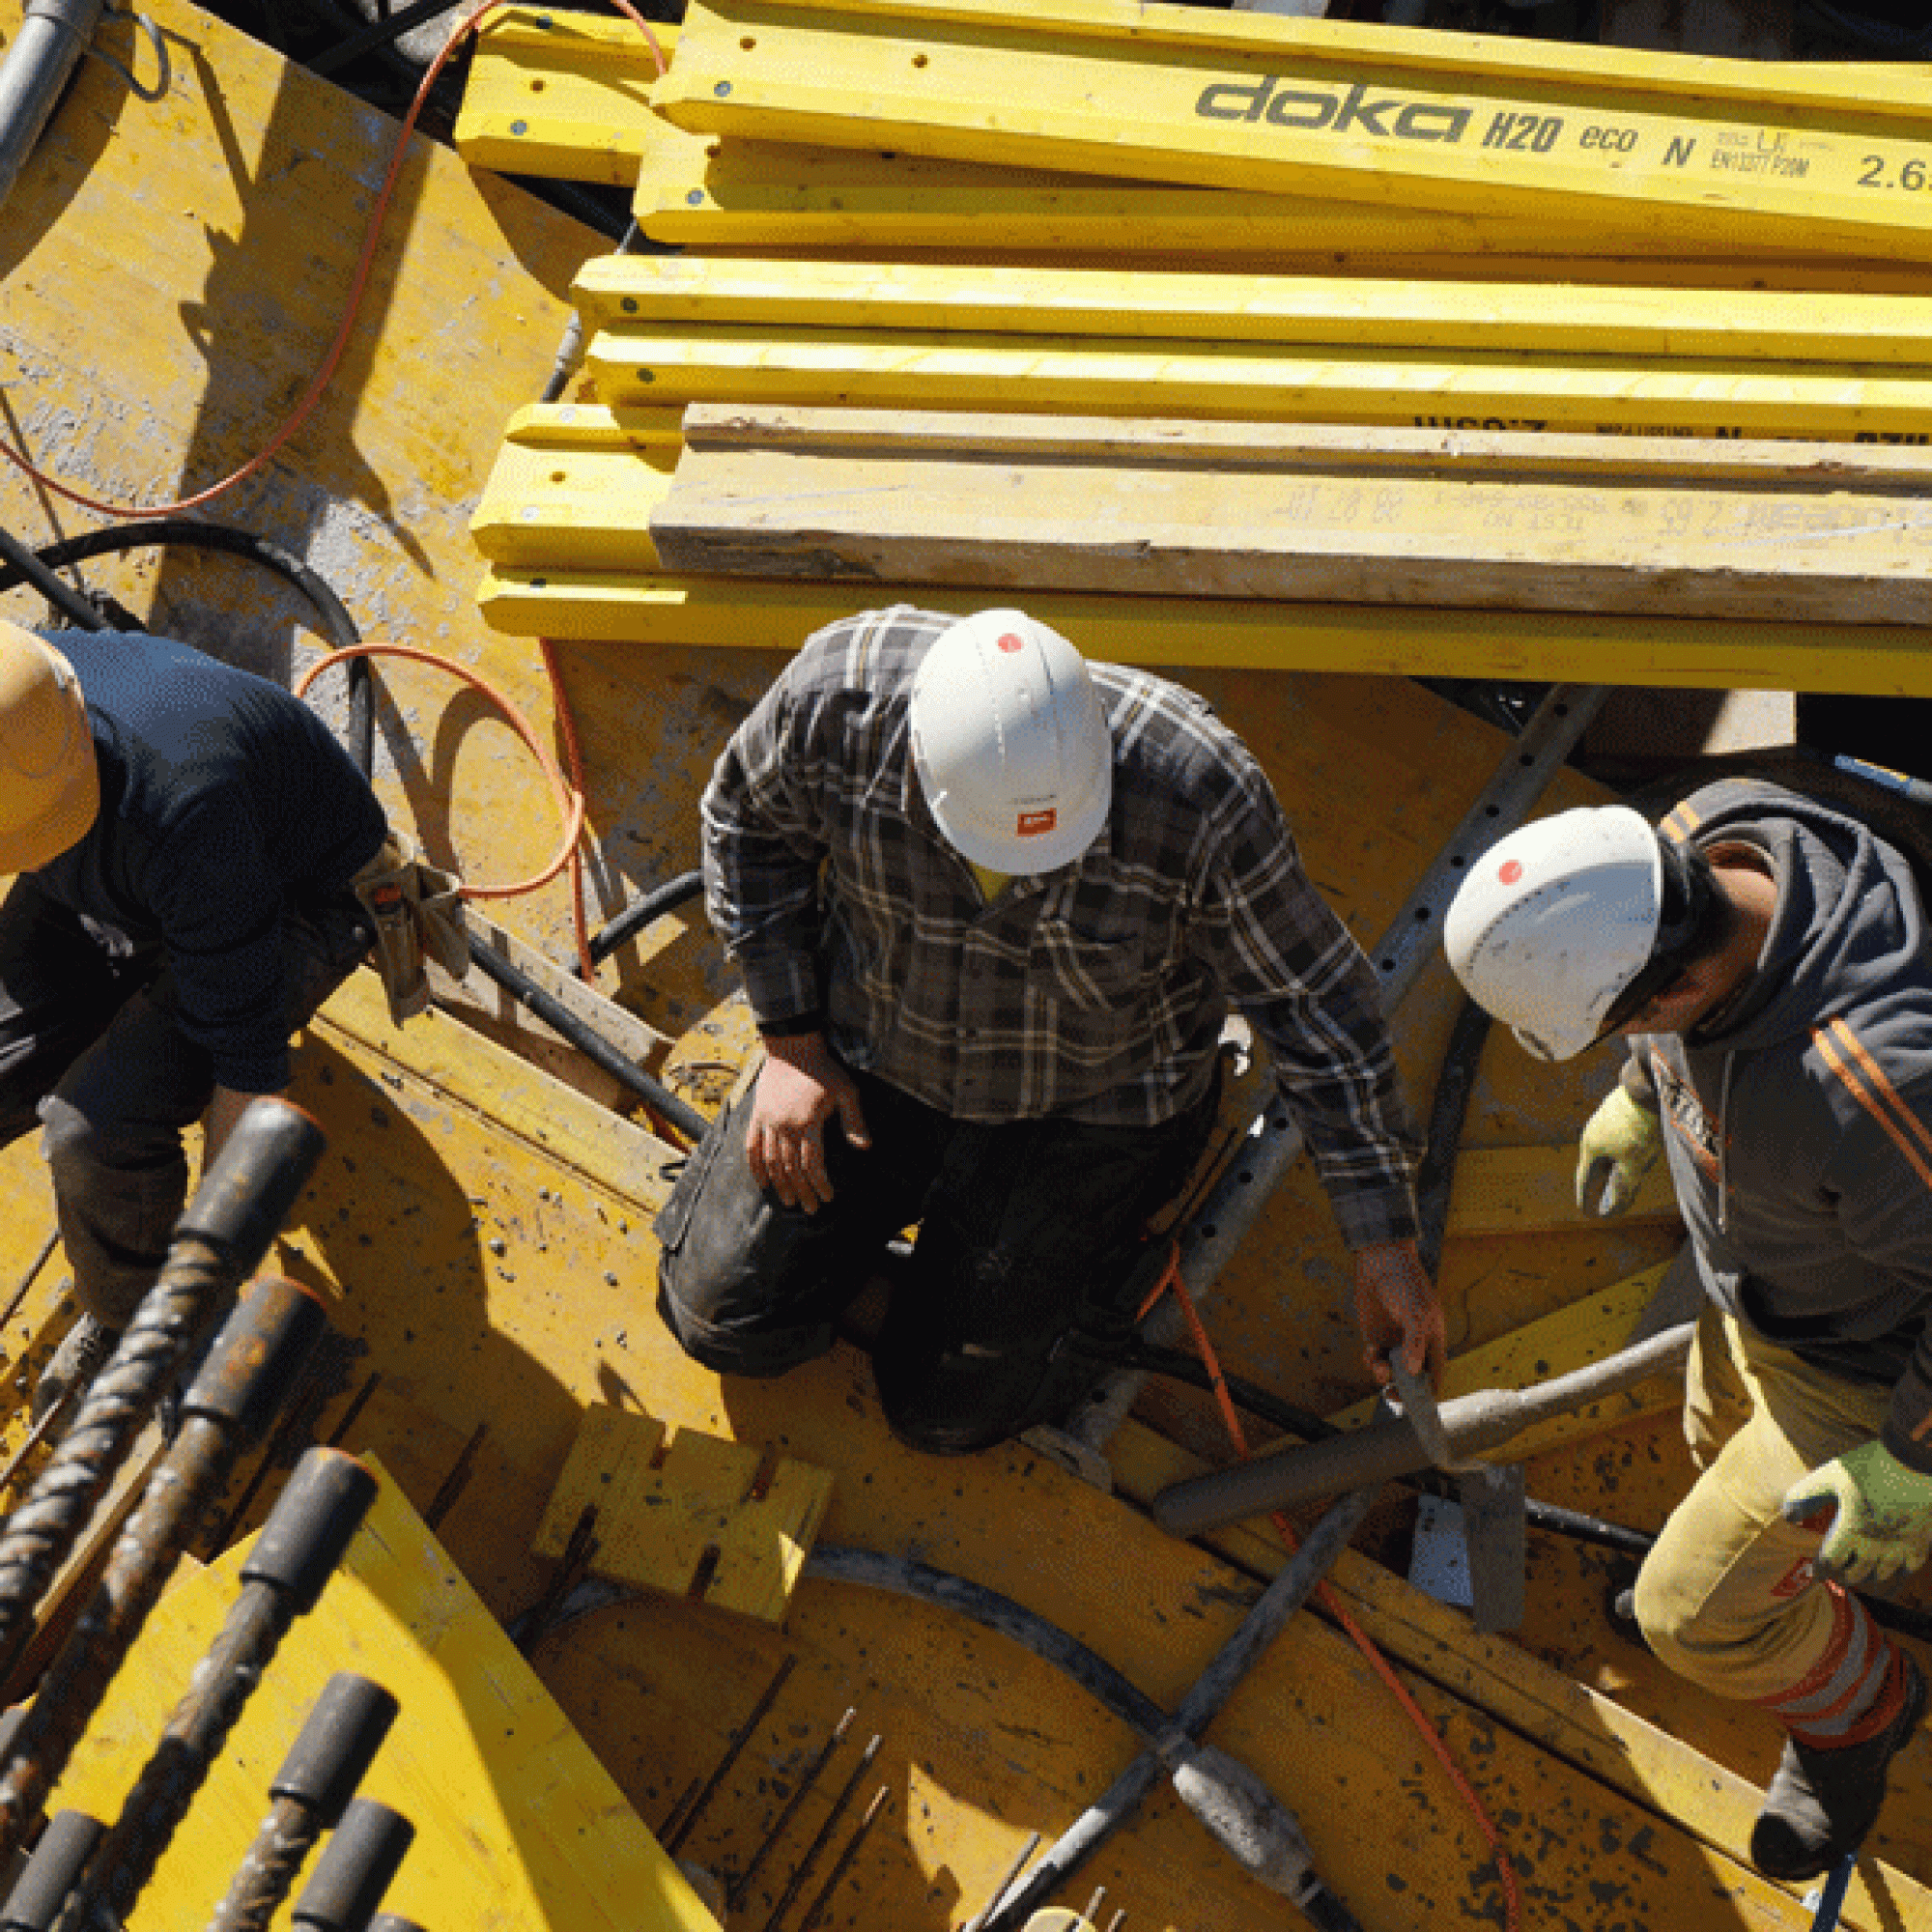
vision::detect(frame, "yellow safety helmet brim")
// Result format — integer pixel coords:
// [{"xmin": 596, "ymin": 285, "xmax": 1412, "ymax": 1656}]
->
[{"xmin": 0, "ymin": 620, "xmax": 99, "ymax": 873}]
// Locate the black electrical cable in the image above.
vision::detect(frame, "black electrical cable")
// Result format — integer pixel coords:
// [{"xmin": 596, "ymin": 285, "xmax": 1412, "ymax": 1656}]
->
[
  {"xmin": 307, "ymin": 0, "xmax": 469, "ymax": 74},
  {"xmin": 502, "ymin": 175, "xmax": 634, "ymax": 243},
  {"xmin": 6, "ymin": 520, "xmax": 375, "ymax": 778},
  {"xmin": 467, "ymin": 940, "xmax": 709, "ymax": 1143},
  {"xmin": 583, "ymin": 868, "xmax": 706, "ymax": 968},
  {"xmin": 526, "ymin": 1548, "xmax": 1169, "ymax": 1739},
  {"xmin": 0, "ymin": 526, "xmax": 109, "ymax": 632},
  {"xmin": 16, "ymin": 521, "xmax": 359, "ymax": 646}
]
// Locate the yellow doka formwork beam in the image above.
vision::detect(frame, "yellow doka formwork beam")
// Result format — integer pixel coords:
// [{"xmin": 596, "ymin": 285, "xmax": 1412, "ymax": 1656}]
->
[
  {"xmin": 574, "ymin": 254, "xmax": 1932, "ymax": 364},
  {"xmin": 456, "ymin": 10, "xmax": 1932, "ymax": 276},
  {"xmin": 654, "ymin": 0, "xmax": 1932, "ymax": 263},
  {"xmin": 455, "ymin": 13, "xmax": 1932, "ymax": 273},
  {"xmin": 454, "ymin": 6, "xmax": 668, "ymax": 185},
  {"xmin": 473, "ymin": 562, "xmax": 1932, "ymax": 696},
  {"xmin": 582, "ymin": 325, "xmax": 1932, "ymax": 441}
]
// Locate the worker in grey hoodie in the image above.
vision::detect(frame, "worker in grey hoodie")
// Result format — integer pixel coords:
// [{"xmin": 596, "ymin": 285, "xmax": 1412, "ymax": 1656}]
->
[{"xmin": 1442, "ymin": 776, "xmax": 1932, "ymax": 1884}]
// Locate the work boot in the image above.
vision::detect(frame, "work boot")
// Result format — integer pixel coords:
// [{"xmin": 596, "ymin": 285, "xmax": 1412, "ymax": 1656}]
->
[
  {"xmin": 32, "ymin": 1313, "xmax": 119, "ymax": 1425},
  {"xmin": 1751, "ymin": 1652, "xmax": 1928, "ymax": 1880}
]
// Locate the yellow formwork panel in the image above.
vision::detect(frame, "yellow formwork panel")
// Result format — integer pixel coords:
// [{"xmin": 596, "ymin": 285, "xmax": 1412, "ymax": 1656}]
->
[
  {"xmin": 575, "ymin": 254, "xmax": 1932, "ymax": 364},
  {"xmin": 1446, "ymin": 1143, "xmax": 1680, "ymax": 1236},
  {"xmin": 1106, "ymin": 1417, "xmax": 1932, "ymax": 1932},
  {"xmin": 656, "ymin": 0, "xmax": 1932, "ymax": 262},
  {"xmin": 273, "ymin": 946, "xmax": 1930, "ymax": 1930},
  {"xmin": 48, "ymin": 1457, "xmax": 723, "ymax": 1932},
  {"xmin": 582, "ymin": 323, "xmax": 1932, "ymax": 441},
  {"xmin": 473, "ymin": 562, "xmax": 1932, "ymax": 696},
  {"xmin": 1321, "ymin": 1261, "xmax": 1678, "ymax": 1439},
  {"xmin": 454, "ymin": 7, "xmax": 671, "ymax": 185},
  {"xmin": 0, "ymin": 0, "xmax": 633, "ymax": 984}
]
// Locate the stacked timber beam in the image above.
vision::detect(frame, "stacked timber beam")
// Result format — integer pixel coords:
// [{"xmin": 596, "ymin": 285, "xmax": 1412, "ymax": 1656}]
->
[{"xmin": 457, "ymin": 0, "xmax": 1932, "ymax": 687}]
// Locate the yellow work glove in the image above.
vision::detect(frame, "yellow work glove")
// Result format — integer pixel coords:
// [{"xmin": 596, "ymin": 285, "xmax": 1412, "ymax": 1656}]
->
[
  {"xmin": 1575, "ymin": 1085, "xmax": 1663, "ymax": 1218},
  {"xmin": 1782, "ymin": 1439, "xmax": 1932, "ymax": 1587},
  {"xmin": 352, "ymin": 831, "xmax": 469, "ymax": 1026}
]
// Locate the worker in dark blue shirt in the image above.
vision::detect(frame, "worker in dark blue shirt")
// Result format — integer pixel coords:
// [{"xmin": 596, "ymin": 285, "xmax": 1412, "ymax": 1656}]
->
[{"xmin": 0, "ymin": 619, "xmax": 389, "ymax": 1415}]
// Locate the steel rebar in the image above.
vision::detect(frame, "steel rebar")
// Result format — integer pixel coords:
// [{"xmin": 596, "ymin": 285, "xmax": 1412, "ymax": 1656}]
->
[
  {"xmin": 0, "ymin": 1277, "xmax": 328, "ymax": 1870},
  {"xmin": 757, "ymin": 1733, "xmax": 880, "ymax": 1932},
  {"xmin": 0, "ymin": 1811, "xmax": 100, "ymax": 1931},
  {"xmin": 0, "ymin": 1100, "xmax": 326, "ymax": 1692},
  {"xmin": 57, "ymin": 1448, "xmax": 376, "ymax": 1930},
  {"xmin": 289, "ymin": 1799, "xmax": 413, "ymax": 1932},
  {"xmin": 209, "ymin": 1673, "xmax": 399, "ymax": 1932},
  {"xmin": 661, "ymin": 1652, "xmax": 796, "ymax": 1852},
  {"xmin": 791, "ymin": 1784, "xmax": 889, "ymax": 1932},
  {"xmin": 725, "ymin": 1708, "xmax": 855, "ymax": 1912}
]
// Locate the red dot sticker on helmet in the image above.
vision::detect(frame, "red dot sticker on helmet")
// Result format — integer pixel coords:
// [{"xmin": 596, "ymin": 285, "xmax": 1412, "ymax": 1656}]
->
[
  {"xmin": 997, "ymin": 632, "xmax": 1025, "ymax": 654},
  {"xmin": 1017, "ymin": 809, "xmax": 1058, "ymax": 837},
  {"xmin": 1499, "ymin": 860, "xmax": 1523, "ymax": 884}
]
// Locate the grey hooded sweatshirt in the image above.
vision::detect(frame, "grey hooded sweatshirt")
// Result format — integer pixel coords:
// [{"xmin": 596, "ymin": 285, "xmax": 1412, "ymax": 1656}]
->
[{"xmin": 1619, "ymin": 778, "xmax": 1932, "ymax": 1474}]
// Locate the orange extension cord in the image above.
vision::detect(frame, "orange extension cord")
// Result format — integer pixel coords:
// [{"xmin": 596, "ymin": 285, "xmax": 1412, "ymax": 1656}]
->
[
  {"xmin": 1142, "ymin": 1244, "xmax": 1525, "ymax": 1931},
  {"xmin": 0, "ymin": 0, "xmax": 666, "ymax": 521}
]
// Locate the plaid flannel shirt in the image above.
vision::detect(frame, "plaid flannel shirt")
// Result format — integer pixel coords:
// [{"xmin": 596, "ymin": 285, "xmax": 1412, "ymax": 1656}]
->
[{"xmin": 700, "ymin": 607, "xmax": 1419, "ymax": 1250}]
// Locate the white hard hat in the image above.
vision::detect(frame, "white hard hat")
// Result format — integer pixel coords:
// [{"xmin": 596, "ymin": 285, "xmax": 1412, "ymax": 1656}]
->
[
  {"xmin": 908, "ymin": 609, "xmax": 1111, "ymax": 873},
  {"xmin": 1442, "ymin": 805, "xmax": 1662, "ymax": 1062}
]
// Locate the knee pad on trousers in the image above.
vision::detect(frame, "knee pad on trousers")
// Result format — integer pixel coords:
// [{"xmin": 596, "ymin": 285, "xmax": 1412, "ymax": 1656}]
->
[
  {"xmin": 1630, "ymin": 1555, "xmax": 1711, "ymax": 1680},
  {"xmin": 654, "ymin": 1281, "xmax": 831, "ymax": 1380}
]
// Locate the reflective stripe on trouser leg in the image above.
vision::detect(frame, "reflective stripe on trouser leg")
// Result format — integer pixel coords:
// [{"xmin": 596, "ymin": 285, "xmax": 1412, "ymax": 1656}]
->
[{"xmin": 1634, "ymin": 1306, "xmax": 1896, "ymax": 1728}]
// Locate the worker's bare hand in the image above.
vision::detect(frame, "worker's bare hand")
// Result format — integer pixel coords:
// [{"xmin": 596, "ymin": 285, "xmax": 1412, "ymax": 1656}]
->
[
  {"xmin": 1352, "ymin": 1238, "xmax": 1446, "ymax": 1395},
  {"xmin": 746, "ymin": 1031, "xmax": 870, "ymax": 1212}
]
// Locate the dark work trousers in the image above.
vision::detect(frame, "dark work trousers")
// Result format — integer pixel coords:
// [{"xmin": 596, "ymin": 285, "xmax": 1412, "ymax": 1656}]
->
[
  {"xmin": 0, "ymin": 876, "xmax": 372, "ymax": 1326},
  {"xmin": 655, "ymin": 1060, "xmax": 1218, "ymax": 1455}
]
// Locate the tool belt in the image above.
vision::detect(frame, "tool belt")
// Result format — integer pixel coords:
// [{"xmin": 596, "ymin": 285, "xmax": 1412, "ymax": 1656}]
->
[{"xmin": 351, "ymin": 831, "xmax": 469, "ymax": 1026}]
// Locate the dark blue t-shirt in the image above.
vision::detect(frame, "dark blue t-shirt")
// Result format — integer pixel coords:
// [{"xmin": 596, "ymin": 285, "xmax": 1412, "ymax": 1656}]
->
[{"xmin": 31, "ymin": 630, "xmax": 387, "ymax": 1092}]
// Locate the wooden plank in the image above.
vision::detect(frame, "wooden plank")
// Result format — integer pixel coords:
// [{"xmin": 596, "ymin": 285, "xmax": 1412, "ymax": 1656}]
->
[
  {"xmin": 536, "ymin": 1402, "xmax": 671, "ymax": 1557},
  {"xmin": 2, "ymin": 1421, "xmax": 171, "ymax": 1705},
  {"xmin": 47, "ymin": 1457, "xmax": 725, "ymax": 1931},
  {"xmin": 1447, "ymin": 1144, "xmax": 1680, "ymax": 1236},
  {"xmin": 575, "ymin": 254, "xmax": 1932, "ymax": 365},
  {"xmin": 475, "ymin": 563, "xmax": 1932, "ymax": 696},
  {"xmin": 583, "ymin": 324, "xmax": 1932, "ymax": 442},
  {"xmin": 537, "ymin": 1408, "xmax": 834, "ymax": 1625},
  {"xmin": 655, "ymin": 0, "xmax": 1932, "ymax": 262},
  {"xmin": 648, "ymin": 412, "xmax": 1932, "ymax": 625}
]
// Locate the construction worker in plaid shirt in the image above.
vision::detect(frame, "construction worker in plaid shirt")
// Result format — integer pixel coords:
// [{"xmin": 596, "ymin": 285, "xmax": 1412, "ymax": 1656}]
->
[{"xmin": 657, "ymin": 605, "xmax": 1441, "ymax": 1457}]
